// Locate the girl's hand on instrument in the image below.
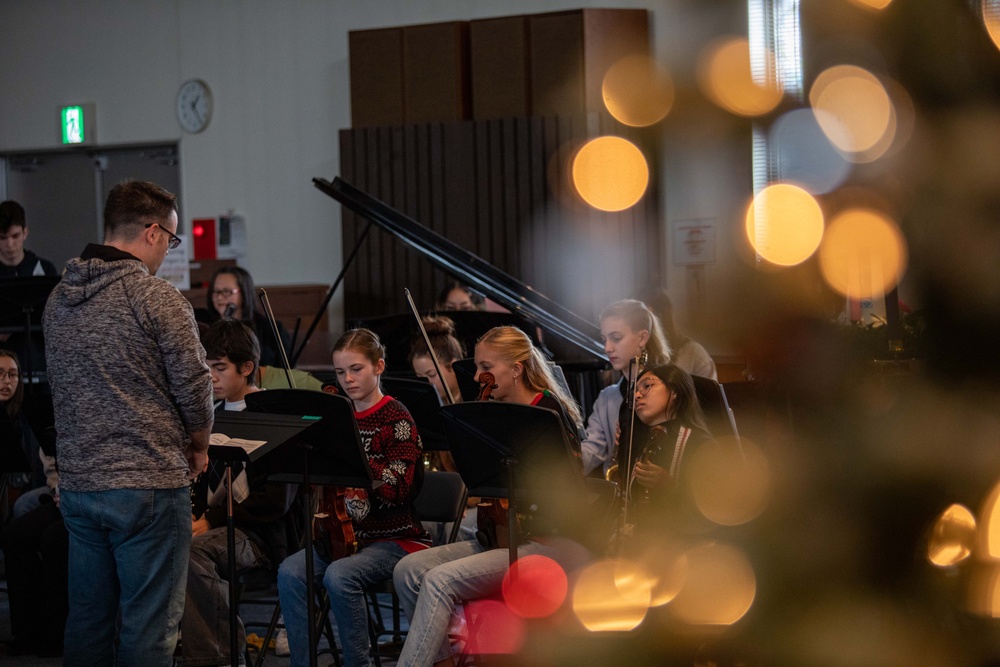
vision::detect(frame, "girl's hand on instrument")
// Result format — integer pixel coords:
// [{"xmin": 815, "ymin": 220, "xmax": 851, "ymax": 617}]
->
[{"xmin": 632, "ymin": 460, "xmax": 666, "ymax": 489}]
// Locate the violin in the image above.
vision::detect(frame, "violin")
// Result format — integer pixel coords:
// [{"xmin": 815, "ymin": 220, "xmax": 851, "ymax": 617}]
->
[
  {"xmin": 313, "ymin": 486, "xmax": 358, "ymax": 561},
  {"xmin": 477, "ymin": 372, "xmax": 498, "ymax": 401}
]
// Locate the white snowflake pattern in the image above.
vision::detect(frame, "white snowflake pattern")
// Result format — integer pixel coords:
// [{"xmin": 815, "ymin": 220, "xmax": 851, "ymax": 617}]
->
[
  {"xmin": 394, "ymin": 421, "xmax": 411, "ymax": 441},
  {"xmin": 381, "ymin": 467, "xmax": 398, "ymax": 485}
]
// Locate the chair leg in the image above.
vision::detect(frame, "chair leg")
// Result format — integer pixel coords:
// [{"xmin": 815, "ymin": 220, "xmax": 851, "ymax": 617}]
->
[
  {"xmin": 390, "ymin": 591, "xmax": 402, "ymax": 645},
  {"xmin": 252, "ymin": 602, "xmax": 283, "ymax": 667}
]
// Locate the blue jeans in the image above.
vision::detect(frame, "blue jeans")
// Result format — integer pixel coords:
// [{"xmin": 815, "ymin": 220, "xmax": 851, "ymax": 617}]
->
[
  {"xmin": 394, "ymin": 538, "xmax": 591, "ymax": 666},
  {"xmin": 60, "ymin": 487, "xmax": 191, "ymax": 667},
  {"xmin": 277, "ymin": 540, "xmax": 408, "ymax": 667},
  {"xmin": 178, "ymin": 526, "xmax": 270, "ymax": 666}
]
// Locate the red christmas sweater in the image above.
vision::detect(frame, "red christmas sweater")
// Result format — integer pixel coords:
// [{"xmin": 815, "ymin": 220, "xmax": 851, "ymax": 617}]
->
[{"xmin": 344, "ymin": 395, "xmax": 430, "ymax": 549}]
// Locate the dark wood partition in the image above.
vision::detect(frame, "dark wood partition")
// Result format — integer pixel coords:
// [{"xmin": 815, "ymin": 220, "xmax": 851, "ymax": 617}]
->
[{"xmin": 337, "ymin": 113, "xmax": 662, "ymax": 325}]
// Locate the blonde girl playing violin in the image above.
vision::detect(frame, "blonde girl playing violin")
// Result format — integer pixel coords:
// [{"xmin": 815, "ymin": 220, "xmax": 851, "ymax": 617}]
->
[{"xmin": 393, "ymin": 326, "xmax": 585, "ymax": 667}]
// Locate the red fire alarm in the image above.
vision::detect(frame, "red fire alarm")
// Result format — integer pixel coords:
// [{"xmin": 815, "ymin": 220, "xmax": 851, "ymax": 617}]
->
[{"xmin": 191, "ymin": 218, "xmax": 217, "ymax": 260}]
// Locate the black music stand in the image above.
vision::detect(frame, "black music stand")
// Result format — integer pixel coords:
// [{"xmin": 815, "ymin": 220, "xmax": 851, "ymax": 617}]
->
[
  {"xmin": 449, "ymin": 358, "xmax": 482, "ymax": 403},
  {"xmin": 0, "ymin": 276, "xmax": 60, "ymax": 387},
  {"xmin": 440, "ymin": 401, "xmax": 585, "ymax": 567},
  {"xmin": 209, "ymin": 410, "xmax": 323, "ymax": 667},
  {"xmin": 381, "ymin": 376, "xmax": 447, "ymax": 451},
  {"xmin": 244, "ymin": 389, "xmax": 377, "ymax": 667},
  {"xmin": 0, "ymin": 410, "xmax": 32, "ymax": 520}
]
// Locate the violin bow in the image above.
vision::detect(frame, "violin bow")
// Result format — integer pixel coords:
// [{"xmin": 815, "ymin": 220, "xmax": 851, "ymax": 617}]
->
[
  {"xmin": 258, "ymin": 288, "xmax": 296, "ymax": 389},
  {"xmin": 404, "ymin": 288, "xmax": 456, "ymax": 405}
]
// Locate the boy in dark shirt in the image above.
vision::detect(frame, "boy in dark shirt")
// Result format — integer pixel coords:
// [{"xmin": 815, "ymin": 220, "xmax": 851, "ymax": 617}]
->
[
  {"xmin": 180, "ymin": 319, "xmax": 297, "ymax": 666},
  {"xmin": 0, "ymin": 201, "xmax": 57, "ymax": 278}
]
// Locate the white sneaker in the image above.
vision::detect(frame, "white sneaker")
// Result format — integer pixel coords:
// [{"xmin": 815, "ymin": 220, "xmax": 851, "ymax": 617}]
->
[{"xmin": 274, "ymin": 628, "xmax": 290, "ymax": 657}]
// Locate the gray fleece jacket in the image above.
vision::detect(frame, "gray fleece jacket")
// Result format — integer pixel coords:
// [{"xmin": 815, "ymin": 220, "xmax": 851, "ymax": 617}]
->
[{"xmin": 43, "ymin": 244, "xmax": 214, "ymax": 492}]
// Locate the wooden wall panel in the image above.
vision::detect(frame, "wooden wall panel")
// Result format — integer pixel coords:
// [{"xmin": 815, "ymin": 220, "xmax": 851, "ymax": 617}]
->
[
  {"xmin": 349, "ymin": 28, "xmax": 404, "ymax": 127},
  {"xmin": 528, "ymin": 12, "xmax": 586, "ymax": 117},
  {"xmin": 581, "ymin": 9, "xmax": 650, "ymax": 113},
  {"xmin": 403, "ymin": 22, "xmax": 471, "ymax": 124},
  {"xmin": 338, "ymin": 113, "xmax": 661, "ymax": 331},
  {"xmin": 470, "ymin": 16, "xmax": 529, "ymax": 119}
]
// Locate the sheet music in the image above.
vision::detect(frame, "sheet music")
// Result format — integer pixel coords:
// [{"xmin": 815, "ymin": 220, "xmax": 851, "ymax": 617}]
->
[{"xmin": 209, "ymin": 432, "xmax": 267, "ymax": 455}]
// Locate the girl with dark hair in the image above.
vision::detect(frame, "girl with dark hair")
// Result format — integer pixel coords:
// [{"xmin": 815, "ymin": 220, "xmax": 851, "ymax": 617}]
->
[
  {"xmin": 628, "ymin": 363, "xmax": 712, "ymax": 513},
  {"xmin": 277, "ymin": 328, "xmax": 429, "ymax": 667},
  {"xmin": 1, "ymin": 348, "xmax": 25, "ymax": 420},
  {"xmin": 0, "ymin": 349, "xmax": 68, "ymax": 658},
  {"xmin": 408, "ymin": 315, "xmax": 465, "ymax": 405},
  {"xmin": 198, "ymin": 266, "xmax": 292, "ymax": 367},
  {"xmin": 0, "ymin": 350, "xmax": 52, "ymax": 513},
  {"xmin": 436, "ymin": 281, "xmax": 485, "ymax": 312}
]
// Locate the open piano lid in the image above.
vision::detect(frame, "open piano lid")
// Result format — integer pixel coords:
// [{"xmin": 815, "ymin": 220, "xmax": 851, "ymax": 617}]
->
[{"xmin": 314, "ymin": 176, "xmax": 605, "ymax": 362}]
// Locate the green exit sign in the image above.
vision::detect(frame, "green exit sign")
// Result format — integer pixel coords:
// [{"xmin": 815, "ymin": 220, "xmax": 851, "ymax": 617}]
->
[{"xmin": 60, "ymin": 103, "xmax": 95, "ymax": 145}]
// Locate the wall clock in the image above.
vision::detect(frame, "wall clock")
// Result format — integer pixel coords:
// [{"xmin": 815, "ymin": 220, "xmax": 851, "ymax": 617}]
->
[{"xmin": 176, "ymin": 79, "xmax": 213, "ymax": 134}]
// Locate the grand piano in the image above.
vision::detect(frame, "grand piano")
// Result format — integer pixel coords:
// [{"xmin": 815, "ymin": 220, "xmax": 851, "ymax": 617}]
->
[
  {"xmin": 305, "ymin": 176, "xmax": 739, "ymax": 441},
  {"xmin": 302, "ymin": 176, "xmax": 610, "ymax": 407}
]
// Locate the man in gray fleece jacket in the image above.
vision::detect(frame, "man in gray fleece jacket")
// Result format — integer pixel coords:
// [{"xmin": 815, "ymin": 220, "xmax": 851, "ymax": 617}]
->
[{"xmin": 43, "ymin": 179, "xmax": 214, "ymax": 667}]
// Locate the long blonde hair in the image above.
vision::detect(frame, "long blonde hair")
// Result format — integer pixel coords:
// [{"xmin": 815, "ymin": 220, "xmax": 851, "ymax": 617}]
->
[
  {"xmin": 599, "ymin": 299, "xmax": 671, "ymax": 366},
  {"xmin": 477, "ymin": 326, "xmax": 583, "ymax": 430}
]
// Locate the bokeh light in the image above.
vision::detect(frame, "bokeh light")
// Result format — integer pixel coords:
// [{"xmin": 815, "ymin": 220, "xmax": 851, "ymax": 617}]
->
[
  {"xmin": 631, "ymin": 544, "xmax": 689, "ymax": 607},
  {"xmin": 571, "ymin": 136, "xmax": 649, "ymax": 212},
  {"xmin": 670, "ymin": 542, "xmax": 756, "ymax": 626},
  {"xmin": 927, "ymin": 504, "xmax": 976, "ymax": 567},
  {"xmin": 770, "ymin": 108, "xmax": 853, "ymax": 195},
  {"xmin": 978, "ymin": 479, "xmax": 1000, "ymax": 559},
  {"xmin": 809, "ymin": 65, "xmax": 895, "ymax": 161},
  {"xmin": 697, "ymin": 37, "xmax": 783, "ymax": 117},
  {"xmin": 602, "ymin": 55, "xmax": 674, "ymax": 127},
  {"xmin": 461, "ymin": 599, "xmax": 526, "ymax": 655},
  {"xmin": 689, "ymin": 437, "xmax": 771, "ymax": 526},
  {"xmin": 745, "ymin": 183, "xmax": 825, "ymax": 266},
  {"xmin": 847, "ymin": 0, "xmax": 893, "ymax": 8},
  {"xmin": 818, "ymin": 208, "xmax": 908, "ymax": 299},
  {"xmin": 501, "ymin": 554, "xmax": 568, "ymax": 618},
  {"xmin": 881, "ymin": 77, "xmax": 916, "ymax": 157},
  {"xmin": 571, "ymin": 558, "xmax": 654, "ymax": 631},
  {"xmin": 984, "ymin": 0, "xmax": 1000, "ymax": 51},
  {"xmin": 966, "ymin": 563, "xmax": 1000, "ymax": 617}
]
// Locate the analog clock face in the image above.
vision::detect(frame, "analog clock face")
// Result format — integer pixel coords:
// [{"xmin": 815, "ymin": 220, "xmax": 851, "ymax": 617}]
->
[{"xmin": 176, "ymin": 79, "xmax": 212, "ymax": 134}]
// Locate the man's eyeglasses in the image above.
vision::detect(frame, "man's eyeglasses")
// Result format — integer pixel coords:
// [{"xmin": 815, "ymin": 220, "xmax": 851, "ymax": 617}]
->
[
  {"xmin": 635, "ymin": 379, "xmax": 664, "ymax": 397},
  {"xmin": 145, "ymin": 223, "xmax": 182, "ymax": 250},
  {"xmin": 0, "ymin": 369, "xmax": 20, "ymax": 381},
  {"xmin": 212, "ymin": 288, "xmax": 240, "ymax": 298}
]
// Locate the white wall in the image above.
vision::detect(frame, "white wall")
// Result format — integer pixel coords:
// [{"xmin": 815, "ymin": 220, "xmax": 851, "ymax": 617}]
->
[{"xmin": 0, "ymin": 0, "xmax": 751, "ymax": 343}]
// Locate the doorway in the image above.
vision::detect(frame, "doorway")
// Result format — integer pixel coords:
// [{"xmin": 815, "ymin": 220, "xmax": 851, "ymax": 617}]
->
[{"xmin": 2, "ymin": 144, "xmax": 180, "ymax": 270}]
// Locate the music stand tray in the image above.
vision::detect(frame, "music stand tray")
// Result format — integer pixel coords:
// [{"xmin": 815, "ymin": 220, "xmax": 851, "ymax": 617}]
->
[
  {"xmin": 0, "ymin": 276, "xmax": 60, "ymax": 328},
  {"xmin": 245, "ymin": 389, "xmax": 376, "ymax": 488},
  {"xmin": 210, "ymin": 410, "xmax": 319, "ymax": 462},
  {"xmin": 441, "ymin": 401, "xmax": 586, "ymax": 565}
]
